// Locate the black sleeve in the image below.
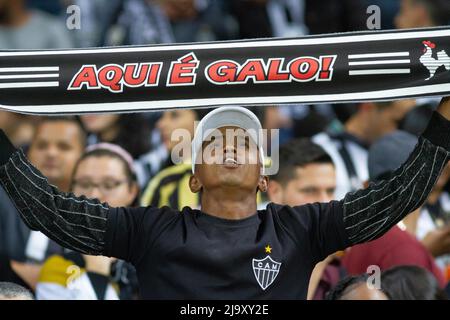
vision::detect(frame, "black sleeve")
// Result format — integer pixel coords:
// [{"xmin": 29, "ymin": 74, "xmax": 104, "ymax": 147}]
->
[
  {"xmin": 342, "ymin": 111, "xmax": 450, "ymax": 245},
  {"xmin": 104, "ymin": 205, "xmax": 180, "ymax": 265},
  {"xmin": 287, "ymin": 200, "xmax": 350, "ymax": 264},
  {"xmin": 0, "ymin": 129, "xmax": 109, "ymax": 255},
  {"xmin": 0, "ymin": 129, "xmax": 16, "ymax": 165},
  {"xmin": 0, "ymin": 129, "xmax": 180, "ymax": 261},
  {"xmin": 287, "ymin": 111, "xmax": 450, "ymax": 264}
]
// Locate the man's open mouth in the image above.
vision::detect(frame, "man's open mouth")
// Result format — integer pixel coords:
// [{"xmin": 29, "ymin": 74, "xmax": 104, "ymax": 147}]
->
[{"xmin": 223, "ymin": 157, "xmax": 239, "ymax": 168}]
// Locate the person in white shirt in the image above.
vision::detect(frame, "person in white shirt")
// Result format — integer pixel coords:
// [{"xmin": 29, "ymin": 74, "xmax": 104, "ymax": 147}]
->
[{"xmin": 313, "ymin": 100, "xmax": 416, "ymax": 199}]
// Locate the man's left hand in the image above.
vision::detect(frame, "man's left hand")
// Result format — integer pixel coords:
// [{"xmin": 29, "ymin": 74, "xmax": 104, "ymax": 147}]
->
[{"xmin": 437, "ymin": 97, "xmax": 450, "ymax": 120}]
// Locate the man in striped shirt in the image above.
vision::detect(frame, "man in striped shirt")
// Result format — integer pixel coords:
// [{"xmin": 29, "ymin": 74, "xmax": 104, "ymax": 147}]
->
[{"xmin": 0, "ymin": 101, "xmax": 449, "ymax": 299}]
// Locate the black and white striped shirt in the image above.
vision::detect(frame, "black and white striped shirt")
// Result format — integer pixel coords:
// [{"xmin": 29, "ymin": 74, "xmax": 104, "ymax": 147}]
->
[{"xmin": 0, "ymin": 112, "xmax": 449, "ymax": 299}]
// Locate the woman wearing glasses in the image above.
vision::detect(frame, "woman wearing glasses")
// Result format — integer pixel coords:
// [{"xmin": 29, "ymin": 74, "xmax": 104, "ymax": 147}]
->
[{"xmin": 35, "ymin": 144, "xmax": 139, "ymax": 300}]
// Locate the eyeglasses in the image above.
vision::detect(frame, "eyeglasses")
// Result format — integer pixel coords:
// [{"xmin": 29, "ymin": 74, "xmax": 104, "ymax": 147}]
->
[{"xmin": 72, "ymin": 179, "xmax": 129, "ymax": 195}]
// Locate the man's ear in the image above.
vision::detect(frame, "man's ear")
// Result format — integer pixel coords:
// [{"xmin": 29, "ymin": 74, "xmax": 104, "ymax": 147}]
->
[
  {"xmin": 189, "ymin": 174, "xmax": 203, "ymax": 193},
  {"xmin": 258, "ymin": 175, "xmax": 269, "ymax": 193},
  {"xmin": 266, "ymin": 179, "xmax": 283, "ymax": 203}
]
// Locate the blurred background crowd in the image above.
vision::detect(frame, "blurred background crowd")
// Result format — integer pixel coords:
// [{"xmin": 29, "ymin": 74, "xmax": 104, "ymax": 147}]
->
[{"xmin": 1, "ymin": 0, "xmax": 450, "ymax": 300}]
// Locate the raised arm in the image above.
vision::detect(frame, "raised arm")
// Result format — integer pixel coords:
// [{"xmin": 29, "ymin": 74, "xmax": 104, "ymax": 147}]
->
[
  {"xmin": 0, "ymin": 130, "xmax": 109, "ymax": 255},
  {"xmin": 343, "ymin": 98, "xmax": 450, "ymax": 245},
  {"xmin": 0, "ymin": 129, "xmax": 180, "ymax": 263}
]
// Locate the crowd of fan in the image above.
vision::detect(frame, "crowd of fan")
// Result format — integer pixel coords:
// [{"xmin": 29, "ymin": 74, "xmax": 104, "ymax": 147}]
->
[{"xmin": 0, "ymin": 0, "xmax": 450, "ymax": 300}]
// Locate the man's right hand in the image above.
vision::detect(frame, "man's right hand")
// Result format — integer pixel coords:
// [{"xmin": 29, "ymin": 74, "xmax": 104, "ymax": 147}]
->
[
  {"xmin": 0, "ymin": 128, "xmax": 17, "ymax": 166},
  {"xmin": 83, "ymin": 255, "xmax": 114, "ymax": 276},
  {"xmin": 437, "ymin": 97, "xmax": 450, "ymax": 121},
  {"xmin": 422, "ymin": 226, "xmax": 450, "ymax": 257}
]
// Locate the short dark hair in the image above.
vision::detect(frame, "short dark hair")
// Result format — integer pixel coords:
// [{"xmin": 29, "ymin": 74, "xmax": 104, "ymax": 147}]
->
[
  {"xmin": 333, "ymin": 103, "xmax": 358, "ymax": 124},
  {"xmin": 413, "ymin": 0, "xmax": 450, "ymax": 25},
  {"xmin": 326, "ymin": 274, "xmax": 369, "ymax": 300},
  {"xmin": 334, "ymin": 101, "xmax": 396, "ymax": 125},
  {"xmin": 271, "ymin": 138, "xmax": 334, "ymax": 184},
  {"xmin": 381, "ymin": 266, "xmax": 448, "ymax": 300},
  {"xmin": 35, "ymin": 116, "xmax": 87, "ymax": 148},
  {"xmin": 399, "ymin": 104, "xmax": 435, "ymax": 136},
  {"xmin": 0, "ymin": 282, "xmax": 33, "ymax": 300}
]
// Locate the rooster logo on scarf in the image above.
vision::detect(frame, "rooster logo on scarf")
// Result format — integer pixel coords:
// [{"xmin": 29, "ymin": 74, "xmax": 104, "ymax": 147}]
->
[{"xmin": 420, "ymin": 40, "xmax": 450, "ymax": 80}]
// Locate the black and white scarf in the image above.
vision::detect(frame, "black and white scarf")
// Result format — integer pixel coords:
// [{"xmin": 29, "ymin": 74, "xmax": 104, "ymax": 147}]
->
[{"xmin": 0, "ymin": 27, "xmax": 449, "ymax": 115}]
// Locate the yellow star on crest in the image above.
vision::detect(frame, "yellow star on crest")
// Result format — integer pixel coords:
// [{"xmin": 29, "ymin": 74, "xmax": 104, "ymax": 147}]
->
[{"xmin": 265, "ymin": 245, "xmax": 272, "ymax": 254}]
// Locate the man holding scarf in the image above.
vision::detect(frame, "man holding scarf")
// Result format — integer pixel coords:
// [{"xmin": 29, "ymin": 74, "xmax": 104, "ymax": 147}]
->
[{"xmin": 0, "ymin": 99, "xmax": 449, "ymax": 299}]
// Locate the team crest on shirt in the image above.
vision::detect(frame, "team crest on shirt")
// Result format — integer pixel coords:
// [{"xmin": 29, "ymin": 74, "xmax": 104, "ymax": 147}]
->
[{"xmin": 252, "ymin": 255, "xmax": 282, "ymax": 290}]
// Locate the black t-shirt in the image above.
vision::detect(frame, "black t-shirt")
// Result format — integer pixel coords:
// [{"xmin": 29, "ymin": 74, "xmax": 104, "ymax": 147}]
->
[
  {"xmin": 104, "ymin": 201, "xmax": 350, "ymax": 299},
  {"xmin": 1, "ymin": 111, "xmax": 449, "ymax": 300}
]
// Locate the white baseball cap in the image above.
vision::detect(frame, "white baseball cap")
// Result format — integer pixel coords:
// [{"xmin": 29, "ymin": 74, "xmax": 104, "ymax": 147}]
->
[{"xmin": 191, "ymin": 106, "xmax": 265, "ymax": 174}]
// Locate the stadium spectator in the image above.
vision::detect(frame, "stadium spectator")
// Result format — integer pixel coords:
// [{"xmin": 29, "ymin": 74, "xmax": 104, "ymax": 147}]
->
[
  {"xmin": 80, "ymin": 114, "xmax": 153, "ymax": 159},
  {"xmin": 27, "ymin": 0, "xmax": 64, "ymax": 16},
  {"xmin": 328, "ymin": 265, "xmax": 448, "ymax": 300},
  {"xmin": 326, "ymin": 274, "xmax": 388, "ymax": 300},
  {"xmin": 0, "ymin": 282, "xmax": 33, "ymax": 300},
  {"xmin": 290, "ymin": 105, "xmax": 337, "ymax": 139},
  {"xmin": 395, "ymin": 0, "xmax": 450, "ymax": 29},
  {"xmin": 29, "ymin": 117, "xmax": 86, "ymax": 193},
  {"xmin": 267, "ymin": 139, "xmax": 336, "ymax": 206},
  {"xmin": 0, "ymin": 111, "xmax": 35, "ymax": 251},
  {"xmin": 69, "ymin": 0, "xmax": 122, "ymax": 47},
  {"xmin": 80, "ymin": 113, "xmax": 164, "ymax": 188},
  {"xmin": 0, "ymin": 0, "xmax": 73, "ymax": 49},
  {"xmin": 262, "ymin": 106, "xmax": 292, "ymax": 142},
  {"xmin": 381, "ymin": 266, "xmax": 448, "ymax": 300},
  {"xmin": 0, "ymin": 117, "xmax": 86, "ymax": 289},
  {"xmin": 229, "ymin": 0, "xmax": 366, "ymax": 40},
  {"xmin": 303, "ymin": 0, "xmax": 367, "ymax": 34},
  {"xmin": 140, "ymin": 108, "xmax": 210, "ymax": 210},
  {"xmin": 342, "ymin": 130, "xmax": 446, "ymax": 288},
  {"xmin": 36, "ymin": 144, "xmax": 140, "ymax": 300},
  {"xmin": 313, "ymin": 100, "xmax": 416, "ymax": 199},
  {"xmin": 91, "ymin": 0, "xmax": 231, "ymax": 44},
  {"xmin": 159, "ymin": 0, "xmax": 214, "ymax": 42},
  {"xmin": 100, "ymin": 0, "xmax": 174, "ymax": 46},
  {"xmin": 0, "ymin": 111, "xmax": 35, "ymax": 148},
  {"xmin": 399, "ymin": 103, "xmax": 436, "ymax": 137}
]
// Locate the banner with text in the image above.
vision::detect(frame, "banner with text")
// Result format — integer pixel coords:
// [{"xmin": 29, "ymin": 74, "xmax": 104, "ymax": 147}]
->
[{"xmin": 1, "ymin": 27, "xmax": 450, "ymax": 114}]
